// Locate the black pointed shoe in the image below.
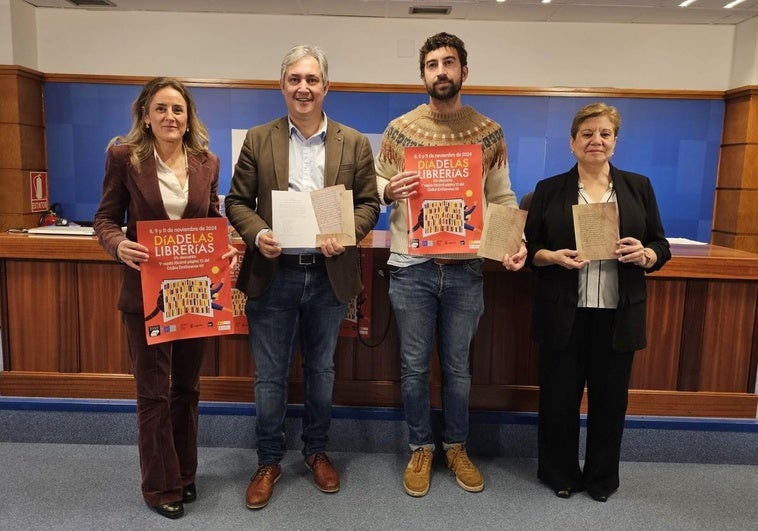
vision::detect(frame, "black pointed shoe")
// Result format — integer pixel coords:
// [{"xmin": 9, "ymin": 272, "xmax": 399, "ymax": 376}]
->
[
  {"xmin": 182, "ymin": 483, "xmax": 197, "ymax": 503},
  {"xmin": 588, "ymin": 489, "xmax": 615, "ymax": 502},
  {"xmin": 154, "ymin": 501, "xmax": 184, "ymax": 519}
]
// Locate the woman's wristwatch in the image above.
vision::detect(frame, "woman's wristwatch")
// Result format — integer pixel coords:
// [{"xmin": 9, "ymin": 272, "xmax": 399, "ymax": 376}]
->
[{"xmin": 642, "ymin": 248, "xmax": 655, "ymax": 268}]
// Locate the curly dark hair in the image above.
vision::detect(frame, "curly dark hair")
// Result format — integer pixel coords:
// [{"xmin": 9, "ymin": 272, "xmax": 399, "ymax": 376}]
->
[{"xmin": 418, "ymin": 32, "xmax": 468, "ymax": 76}]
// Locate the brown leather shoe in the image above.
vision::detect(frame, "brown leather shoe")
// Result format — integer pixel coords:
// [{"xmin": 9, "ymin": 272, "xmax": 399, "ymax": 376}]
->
[
  {"xmin": 245, "ymin": 464, "xmax": 281, "ymax": 509},
  {"xmin": 305, "ymin": 452, "xmax": 340, "ymax": 493}
]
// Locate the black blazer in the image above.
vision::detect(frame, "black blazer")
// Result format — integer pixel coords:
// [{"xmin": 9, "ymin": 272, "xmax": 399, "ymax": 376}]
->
[{"xmin": 524, "ymin": 164, "xmax": 670, "ymax": 352}]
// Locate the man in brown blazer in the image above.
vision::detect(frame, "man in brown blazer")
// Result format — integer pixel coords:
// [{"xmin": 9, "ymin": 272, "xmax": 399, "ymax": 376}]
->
[{"xmin": 225, "ymin": 44, "xmax": 379, "ymax": 510}]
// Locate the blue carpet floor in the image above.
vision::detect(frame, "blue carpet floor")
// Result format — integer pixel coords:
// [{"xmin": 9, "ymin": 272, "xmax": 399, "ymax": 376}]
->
[
  {"xmin": 1, "ymin": 444, "xmax": 757, "ymax": 530},
  {"xmin": 1, "ymin": 398, "xmax": 757, "ymax": 530}
]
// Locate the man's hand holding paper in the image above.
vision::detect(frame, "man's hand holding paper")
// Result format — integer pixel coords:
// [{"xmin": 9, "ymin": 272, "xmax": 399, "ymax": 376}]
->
[
  {"xmin": 477, "ymin": 203, "xmax": 527, "ymax": 271},
  {"xmin": 271, "ymin": 184, "xmax": 356, "ymax": 250}
]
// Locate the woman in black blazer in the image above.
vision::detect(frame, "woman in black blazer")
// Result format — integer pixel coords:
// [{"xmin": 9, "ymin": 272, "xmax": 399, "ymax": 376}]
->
[{"xmin": 524, "ymin": 103, "xmax": 670, "ymax": 502}]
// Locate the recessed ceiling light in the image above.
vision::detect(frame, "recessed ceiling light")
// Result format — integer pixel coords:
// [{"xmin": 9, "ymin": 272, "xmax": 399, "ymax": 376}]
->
[
  {"xmin": 724, "ymin": 0, "xmax": 747, "ymax": 8},
  {"xmin": 678, "ymin": 0, "xmax": 697, "ymax": 7}
]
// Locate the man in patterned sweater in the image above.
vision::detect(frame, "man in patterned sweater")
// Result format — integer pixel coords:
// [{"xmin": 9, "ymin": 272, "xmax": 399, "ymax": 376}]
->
[{"xmin": 375, "ymin": 32, "xmax": 527, "ymax": 497}]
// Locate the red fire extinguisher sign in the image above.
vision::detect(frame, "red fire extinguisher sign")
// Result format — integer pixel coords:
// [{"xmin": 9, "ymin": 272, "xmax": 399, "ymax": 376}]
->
[{"xmin": 30, "ymin": 171, "xmax": 49, "ymax": 213}]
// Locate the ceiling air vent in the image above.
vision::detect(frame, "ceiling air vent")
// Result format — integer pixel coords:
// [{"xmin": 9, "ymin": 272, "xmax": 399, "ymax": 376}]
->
[
  {"xmin": 66, "ymin": 0, "xmax": 117, "ymax": 6},
  {"xmin": 409, "ymin": 6, "xmax": 452, "ymax": 16}
]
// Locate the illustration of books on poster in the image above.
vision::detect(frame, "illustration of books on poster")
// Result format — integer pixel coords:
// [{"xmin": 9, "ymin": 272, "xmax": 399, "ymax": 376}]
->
[
  {"xmin": 271, "ymin": 184, "xmax": 356, "ymax": 248},
  {"xmin": 161, "ymin": 276, "xmax": 214, "ymax": 320},
  {"xmin": 137, "ymin": 217, "xmax": 241, "ymax": 345},
  {"xmin": 229, "ymin": 241, "xmax": 249, "ymax": 335},
  {"xmin": 404, "ymin": 144, "xmax": 483, "ymax": 254},
  {"xmin": 420, "ymin": 198, "xmax": 466, "ymax": 237},
  {"xmin": 338, "ymin": 248, "xmax": 373, "ymax": 339}
]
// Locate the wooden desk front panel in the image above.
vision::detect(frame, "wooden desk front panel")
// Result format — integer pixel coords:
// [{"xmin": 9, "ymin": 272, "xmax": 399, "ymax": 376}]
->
[
  {"xmin": 699, "ymin": 281, "xmax": 758, "ymax": 392},
  {"xmin": 76, "ymin": 262, "xmax": 130, "ymax": 374},
  {"xmin": 4, "ymin": 259, "xmax": 79, "ymax": 372},
  {"xmin": 1, "ymin": 238, "xmax": 756, "ymax": 417},
  {"xmin": 630, "ymin": 278, "xmax": 687, "ymax": 391}
]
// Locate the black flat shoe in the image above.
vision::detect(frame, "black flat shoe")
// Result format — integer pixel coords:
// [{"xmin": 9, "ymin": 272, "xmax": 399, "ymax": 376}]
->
[
  {"xmin": 589, "ymin": 492, "xmax": 609, "ymax": 502},
  {"xmin": 555, "ymin": 488, "xmax": 572, "ymax": 499},
  {"xmin": 182, "ymin": 483, "xmax": 197, "ymax": 503},
  {"xmin": 154, "ymin": 501, "xmax": 184, "ymax": 519}
]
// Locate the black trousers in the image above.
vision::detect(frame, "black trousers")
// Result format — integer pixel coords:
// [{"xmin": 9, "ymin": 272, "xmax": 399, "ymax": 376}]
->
[{"xmin": 537, "ymin": 308, "xmax": 634, "ymax": 497}]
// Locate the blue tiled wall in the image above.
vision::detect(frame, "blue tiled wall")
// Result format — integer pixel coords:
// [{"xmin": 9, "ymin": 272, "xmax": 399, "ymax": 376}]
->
[{"xmin": 44, "ymin": 83, "xmax": 723, "ymax": 242}]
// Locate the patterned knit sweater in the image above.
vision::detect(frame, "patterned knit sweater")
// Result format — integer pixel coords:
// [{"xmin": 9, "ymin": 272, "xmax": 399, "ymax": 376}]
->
[{"xmin": 375, "ymin": 104, "xmax": 518, "ymax": 259}]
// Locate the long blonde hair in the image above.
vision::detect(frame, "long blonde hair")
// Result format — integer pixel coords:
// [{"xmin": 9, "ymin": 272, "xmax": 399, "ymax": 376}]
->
[{"xmin": 107, "ymin": 77, "xmax": 210, "ymax": 169}]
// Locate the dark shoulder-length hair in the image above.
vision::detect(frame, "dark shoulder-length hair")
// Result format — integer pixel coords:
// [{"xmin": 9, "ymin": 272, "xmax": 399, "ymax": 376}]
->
[{"xmin": 107, "ymin": 76, "xmax": 210, "ymax": 169}]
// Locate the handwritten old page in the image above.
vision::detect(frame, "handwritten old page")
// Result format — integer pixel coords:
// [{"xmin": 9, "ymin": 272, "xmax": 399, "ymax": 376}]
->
[
  {"xmin": 572, "ymin": 202, "xmax": 619, "ymax": 261},
  {"xmin": 272, "ymin": 185, "xmax": 356, "ymax": 248},
  {"xmin": 310, "ymin": 185, "xmax": 356, "ymax": 247},
  {"xmin": 477, "ymin": 204, "xmax": 527, "ymax": 262}
]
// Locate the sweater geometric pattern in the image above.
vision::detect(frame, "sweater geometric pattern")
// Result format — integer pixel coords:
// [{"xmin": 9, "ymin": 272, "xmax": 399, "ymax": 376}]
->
[{"xmin": 378, "ymin": 104, "xmax": 507, "ymax": 174}]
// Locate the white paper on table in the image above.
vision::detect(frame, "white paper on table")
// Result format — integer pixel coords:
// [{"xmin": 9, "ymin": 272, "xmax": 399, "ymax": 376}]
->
[{"xmin": 667, "ymin": 237, "xmax": 707, "ymax": 245}]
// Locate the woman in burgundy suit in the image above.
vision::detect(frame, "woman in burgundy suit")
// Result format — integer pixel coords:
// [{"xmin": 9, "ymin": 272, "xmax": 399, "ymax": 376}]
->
[
  {"xmin": 524, "ymin": 103, "xmax": 670, "ymax": 502},
  {"xmin": 94, "ymin": 77, "xmax": 235, "ymax": 519}
]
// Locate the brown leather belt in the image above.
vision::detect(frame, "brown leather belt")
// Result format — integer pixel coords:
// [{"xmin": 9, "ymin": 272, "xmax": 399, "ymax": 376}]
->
[{"xmin": 433, "ymin": 258, "xmax": 459, "ymax": 265}]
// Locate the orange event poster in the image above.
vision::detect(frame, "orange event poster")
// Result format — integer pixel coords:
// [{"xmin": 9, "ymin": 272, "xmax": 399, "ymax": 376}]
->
[
  {"xmin": 404, "ymin": 144, "xmax": 483, "ymax": 254},
  {"xmin": 137, "ymin": 217, "xmax": 239, "ymax": 345}
]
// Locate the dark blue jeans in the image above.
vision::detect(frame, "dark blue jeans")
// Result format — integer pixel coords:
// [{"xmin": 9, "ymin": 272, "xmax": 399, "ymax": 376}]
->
[
  {"xmin": 388, "ymin": 259, "xmax": 485, "ymax": 449},
  {"xmin": 245, "ymin": 264, "xmax": 347, "ymax": 464}
]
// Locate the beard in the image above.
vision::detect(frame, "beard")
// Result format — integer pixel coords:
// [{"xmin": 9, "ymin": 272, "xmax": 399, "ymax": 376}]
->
[{"xmin": 425, "ymin": 77, "xmax": 462, "ymax": 101}]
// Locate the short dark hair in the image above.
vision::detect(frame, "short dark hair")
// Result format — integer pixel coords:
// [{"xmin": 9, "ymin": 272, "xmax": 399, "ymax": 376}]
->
[{"xmin": 419, "ymin": 32, "xmax": 468, "ymax": 76}]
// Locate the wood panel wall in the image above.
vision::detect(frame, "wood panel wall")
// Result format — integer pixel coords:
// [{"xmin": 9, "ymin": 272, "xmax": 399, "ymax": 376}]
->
[
  {"xmin": 713, "ymin": 87, "xmax": 758, "ymax": 253},
  {"xmin": 0, "ymin": 66, "xmax": 46, "ymax": 231}
]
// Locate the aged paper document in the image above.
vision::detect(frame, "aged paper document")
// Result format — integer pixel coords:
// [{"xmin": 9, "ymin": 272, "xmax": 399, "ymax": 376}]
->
[
  {"xmin": 310, "ymin": 185, "xmax": 356, "ymax": 247},
  {"xmin": 572, "ymin": 202, "xmax": 619, "ymax": 260},
  {"xmin": 477, "ymin": 204, "xmax": 527, "ymax": 262},
  {"xmin": 272, "ymin": 185, "xmax": 355, "ymax": 248}
]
